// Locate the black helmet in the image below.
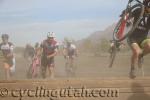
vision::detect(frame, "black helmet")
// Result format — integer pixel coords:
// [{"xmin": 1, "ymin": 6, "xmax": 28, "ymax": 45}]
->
[{"xmin": 1, "ymin": 34, "xmax": 9, "ymax": 39}]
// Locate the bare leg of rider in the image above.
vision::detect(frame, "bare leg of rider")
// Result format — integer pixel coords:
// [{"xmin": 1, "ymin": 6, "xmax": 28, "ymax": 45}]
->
[
  {"xmin": 130, "ymin": 43, "xmax": 142, "ymax": 78},
  {"xmin": 142, "ymin": 42, "xmax": 150, "ymax": 56},
  {"xmin": 4, "ymin": 63, "xmax": 10, "ymax": 80},
  {"xmin": 137, "ymin": 41, "xmax": 150, "ymax": 69},
  {"xmin": 48, "ymin": 64, "xmax": 54, "ymax": 79}
]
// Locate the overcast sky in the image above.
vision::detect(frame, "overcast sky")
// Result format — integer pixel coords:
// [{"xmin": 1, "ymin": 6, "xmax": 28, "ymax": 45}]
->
[{"xmin": 0, "ymin": 0, "xmax": 128, "ymax": 46}]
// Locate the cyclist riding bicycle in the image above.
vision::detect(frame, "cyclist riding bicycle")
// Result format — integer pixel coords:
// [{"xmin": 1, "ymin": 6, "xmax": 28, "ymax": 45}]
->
[
  {"xmin": 40, "ymin": 32, "xmax": 58, "ymax": 79},
  {"xmin": 63, "ymin": 40, "xmax": 78, "ymax": 75},
  {"xmin": 0, "ymin": 34, "xmax": 15, "ymax": 79},
  {"xmin": 127, "ymin": 0, "xmax": 150, "ymax": 78}
]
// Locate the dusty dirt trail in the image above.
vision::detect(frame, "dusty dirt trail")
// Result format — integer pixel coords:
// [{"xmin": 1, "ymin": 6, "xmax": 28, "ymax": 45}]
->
[
  {"xmin": 0, "ymin": 52, "xmax": 150, "ymax": 79},
  {"xmin": 0, "ymin": 53, "xmax": 150, "ymax": 100}
]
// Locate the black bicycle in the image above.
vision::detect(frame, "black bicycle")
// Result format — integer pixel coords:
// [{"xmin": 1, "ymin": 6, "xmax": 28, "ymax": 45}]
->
[
  {"xmin": 109, "ymin": 0, "xmax": 145, "ymax": 68},
  {"xmin": 109, "ymin": 41, "xmax": 122, "ymax": 68}
]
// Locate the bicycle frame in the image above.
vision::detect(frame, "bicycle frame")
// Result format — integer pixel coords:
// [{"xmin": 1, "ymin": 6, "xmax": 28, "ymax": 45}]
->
[{"xmin": 118, "ymin": 0, "xmax": 142, "ymax": 37}]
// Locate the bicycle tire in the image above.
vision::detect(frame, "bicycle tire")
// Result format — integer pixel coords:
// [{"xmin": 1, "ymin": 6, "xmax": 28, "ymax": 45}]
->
[
  {"xmin": 26, "ymin": 65, "xmax": 32, "ymax": 79},
  {"xmin": 109, "ymin": 44, "xmax": 117, "ymax": 68},
  {"xmin": 113, "ymin": 3, "xmax": 145, "ymax": 42}
]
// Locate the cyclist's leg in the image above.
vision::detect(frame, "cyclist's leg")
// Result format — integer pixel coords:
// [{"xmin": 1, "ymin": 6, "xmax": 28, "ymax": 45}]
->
[
  {"xmin": 70, "ymin": 56, "xmax": 76, "ymax": 75},
  {"xmin": 130, "ymin": 43, "xmax": 142, "ymax": 66},
  {"xmin": 41, "ymin": 56, "xmax": 47, "ymax": 79},
  {"xmin": 4, "ymin": 59, "xmax": 13, "ymax": 80},
  {"xmin": 109, "ymin": 47, "xmax": 113, "ymax": 58},
  {"xmin": 48, "ymin": 58, "xmax": 55, "ymax": 78},
  {"xmin": 10, "ymin": 58, "xmax": 16, "ymax": 74},
  {"xmin": 36, "ymin": 56, "xmax": 41, "ymax": 77},
  {"xmin": 70, "ymin": 56, "xmax": 75, "ymax": 69},
  {"xmin": 65, "ymin": 56, "xmax": 69, "ymax": 67},
  {"xmin": 130, "ymin": 43, "xmax": 142, "ymax": 78},
  {"xmin": 32, "ymin": 56, "xmax": 41, "ymax": 78},
  {"xmin": 141, "ymin": 38, "xmax": 150, "ymax": 56}
]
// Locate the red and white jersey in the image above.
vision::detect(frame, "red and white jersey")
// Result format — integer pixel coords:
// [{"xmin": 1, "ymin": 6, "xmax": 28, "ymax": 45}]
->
[
  {"xmin": 0, "ymin": 42, "xmax": 14, "ymax": 58},
  {"xmin": 41, "ymin": 39, "xmax": 58, "ymax": 56}
]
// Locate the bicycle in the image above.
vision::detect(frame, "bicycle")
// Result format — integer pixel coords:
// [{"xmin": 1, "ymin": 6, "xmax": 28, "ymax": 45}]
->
[
  {"xmin": 109, "ymin": 0, "xmax": 145, "ymax": 68},
  {"xmin": 113, "ymin": 0, "xmax": 144, "ymax": 42},
  {"xmin": 26, "ymin": 55, "xmax": 41, "ymax": 79},
  {"xmin": 109, "ymin": 41, "xmax": 122, "ymax": 68},
  {"xmin": 65, "ymin": 56, "xmax": 77, "ymax": 77}
]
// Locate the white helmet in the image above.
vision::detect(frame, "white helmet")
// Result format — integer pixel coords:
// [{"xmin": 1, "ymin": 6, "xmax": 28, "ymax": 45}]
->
[{"xmin": 47, "ymin": 32, "xmax": 55, "ymax": 38}]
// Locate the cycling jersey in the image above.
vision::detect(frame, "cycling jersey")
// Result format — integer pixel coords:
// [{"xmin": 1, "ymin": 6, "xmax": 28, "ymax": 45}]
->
[
  {"xmin": 41, "ymin": 39, "xmax": 58, "ymax": 56},
  {"xmin": 0, "ymin": 42, "xmax": 14, "ymax": 66},
  {"xmin": 64, "ymin": 44, "xmax": 77, "ymax": 57},
  {"xmin": 128, "ymin": 8, "xmax": 150, "ymax": 46},
  {"xmin": 41, "ymin": 39, "xmax": 58, "ymax": 67},
  {"xmin": 0, "ymin": 42, "xmax": 14, "ymax": 59}
]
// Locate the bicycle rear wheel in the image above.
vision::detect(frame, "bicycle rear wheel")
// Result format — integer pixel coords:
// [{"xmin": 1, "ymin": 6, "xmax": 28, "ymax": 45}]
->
[{"xmin": 113, "ymin": 3, "xmax": 144, "ymax": 42}]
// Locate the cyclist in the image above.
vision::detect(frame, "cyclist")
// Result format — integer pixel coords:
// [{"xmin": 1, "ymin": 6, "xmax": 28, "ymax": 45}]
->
[
  {"xmin": 0, "ymin": 34, "xmax": 15, "ymax": 79},
  {"xmin": 24, "ymin": 43, "xmax": 35, "ymax": 62},
  {"xmin": 127, "ymin": 0, "xmax": 150, "ymax": 78},
  {"xmin": 63, "ymin": 40, "xmax": 78, "ymax": 74},
  {"xmin": 40, "ymin": 32, "xmax": 58, "ymax": 79}
]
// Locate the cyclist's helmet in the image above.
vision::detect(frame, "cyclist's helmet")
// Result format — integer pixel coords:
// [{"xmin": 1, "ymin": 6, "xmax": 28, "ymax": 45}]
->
[
  {"xmin": 47, "ymin": 32, "xmax": 55, "ymax": 38},
  {"xmin": 1, "ymin": 34, "xmax": 9, "ymax": 39}
]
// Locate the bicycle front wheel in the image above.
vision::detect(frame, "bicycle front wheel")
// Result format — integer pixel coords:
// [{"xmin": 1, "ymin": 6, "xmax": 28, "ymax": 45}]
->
[
  {"xmin": 108, "ymin": 45, "xmax": 117, "ymax": 68},
  {"xmin": 113, "ymin": 3, "xmax": 144, "ymax": 42}
]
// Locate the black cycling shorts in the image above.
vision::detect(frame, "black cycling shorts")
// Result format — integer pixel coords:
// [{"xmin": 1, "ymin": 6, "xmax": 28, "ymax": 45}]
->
[
  {"xmin": 4, "ymin": 58, "xmax": 13, "ymax": 67},
  {"xmin": 41, "ymin": 56, "xmax": 55, "ymax": 67}
]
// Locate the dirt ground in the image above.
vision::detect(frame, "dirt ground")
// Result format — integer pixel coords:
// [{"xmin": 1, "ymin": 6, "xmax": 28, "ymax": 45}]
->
[
  {"xmin": 0, "ymin": 52, "xmax": 150, "ymax": 80},
  {"xmin": 0, "ymin": 52, "xmax": 150, "ymax": 100}
]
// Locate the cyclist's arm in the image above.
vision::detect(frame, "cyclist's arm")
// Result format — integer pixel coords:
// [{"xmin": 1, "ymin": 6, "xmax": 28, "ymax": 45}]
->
[
  {"xmin": 39, "ymin": 42, "xmax": 44, "ymax": 54},
  {"xmin": 7, "ymin": 43, "xmax": 14, "ymax": 58},
  {"xmin": 130, "ymin": 8, "xmax": 141, "ymax": 25},
  {"xmin": 47, "ymin": 46, "xmax": 58, "ymax": 58},
  {"xmin": 47, "ymin": 50, "xmax": 58, "ymax": 58}
]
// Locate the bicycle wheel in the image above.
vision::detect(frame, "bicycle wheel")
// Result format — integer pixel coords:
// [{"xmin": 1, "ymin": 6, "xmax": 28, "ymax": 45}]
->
[
  {"xmin": 65, "ymin": 58, "xmax": 76, "ymax": 77},
  {"xmin": 26, "ymin": 65, "xmax": 32, "ymax": 79},
  {"xmin": 113, "ymin": 3, "xmax": 144, "ymax": 42},
  {"xmin": 108, "ymin": 44, "xmax": 117, "ymax": 68}
]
